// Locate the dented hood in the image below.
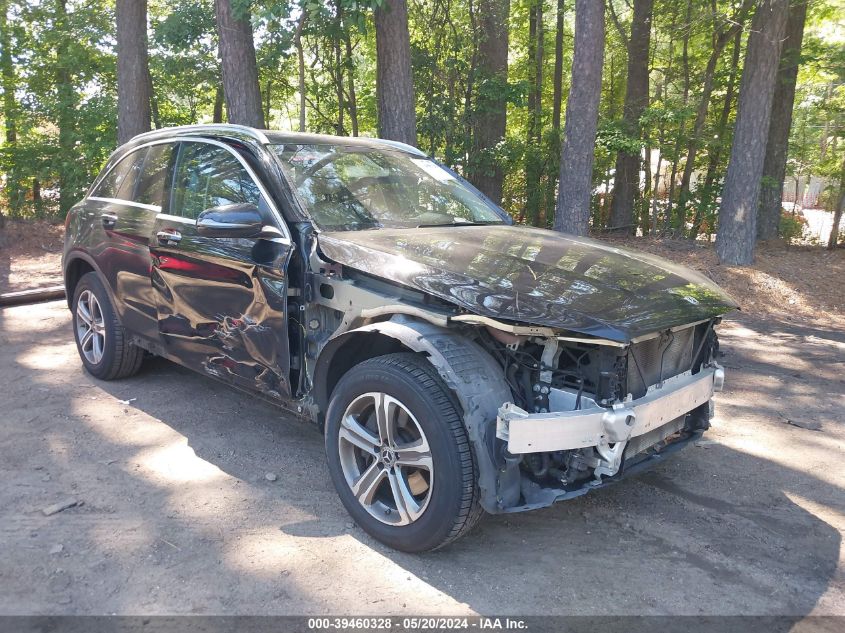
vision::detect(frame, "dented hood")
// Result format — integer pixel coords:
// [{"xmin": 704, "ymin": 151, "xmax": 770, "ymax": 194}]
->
[{"xmin": 317, "ymin": 225, "xmax": 738, "ymax": 342}]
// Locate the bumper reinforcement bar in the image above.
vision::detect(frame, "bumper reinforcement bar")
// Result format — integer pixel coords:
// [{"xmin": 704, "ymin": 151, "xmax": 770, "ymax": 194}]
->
[{"xmin": 497, "ymin": 365, "xmax": 724, "ymax": 454}]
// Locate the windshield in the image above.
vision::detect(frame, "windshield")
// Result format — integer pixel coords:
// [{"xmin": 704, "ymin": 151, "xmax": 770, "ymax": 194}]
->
[{"xmin": 271, "ymin": 143, "xmax": 506, "ymax": 231}]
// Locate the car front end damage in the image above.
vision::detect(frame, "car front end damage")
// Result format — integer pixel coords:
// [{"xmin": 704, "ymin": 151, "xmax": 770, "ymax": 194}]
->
[
  {"xmin": 304, "ymin": 222, "xmax": 736, "ymax": 516},
  {"xmin": 465, "ymin": 316, "xmax": 724, "ymax": 511},
  {"xmin": 308, "ymin": 276, "xmax": 727, "ymax": 514}
]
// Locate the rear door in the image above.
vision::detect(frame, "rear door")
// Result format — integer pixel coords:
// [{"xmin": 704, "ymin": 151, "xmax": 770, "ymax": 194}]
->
[
  {"xmin": 87, "ymin": 144, "xmax": 175, "ymax": 340},
  {"xmin": 150, "ymin": 139, "xmax": 294, "ymax": 399}
]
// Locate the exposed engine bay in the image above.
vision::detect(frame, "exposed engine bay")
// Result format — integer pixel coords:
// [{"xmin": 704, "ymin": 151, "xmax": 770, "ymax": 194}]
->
[{"xmin": 466, "ymin": 318, "xmax": 722, "ymax": 509}]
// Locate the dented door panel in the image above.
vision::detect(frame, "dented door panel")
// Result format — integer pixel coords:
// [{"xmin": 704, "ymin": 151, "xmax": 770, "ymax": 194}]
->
[{"xmin": 151, "ymin": 219, "xmax": 293, "ymax": 398}]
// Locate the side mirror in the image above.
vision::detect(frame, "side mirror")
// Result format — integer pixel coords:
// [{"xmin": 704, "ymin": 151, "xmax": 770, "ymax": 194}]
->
[{"xmin": 196, "ymin": 203, "xmax": 264, "ymax": 238}]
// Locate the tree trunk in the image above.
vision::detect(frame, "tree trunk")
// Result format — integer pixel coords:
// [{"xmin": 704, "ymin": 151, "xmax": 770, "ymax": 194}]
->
[
  {"xmin": 525, "ymin": 0, "xmax": 544, "ymax": 226},
  {"xmin": 32, "ymin": 177, "xmax": 42, "ymax": 215},
  {"xmin": 677, "ymin": 2, "xmax": 751, "ymax": 222},
  {"xmin": 467, "ymin": 0, "xmax": 509, "ymax": 205},
  {"xmin": 651, "ymin": 151, "xmax": 663, "ymax": 234},
  {"xmin": 333, "ymin": 5, "xmax": 345, "ymax": 135},
  {"xmin": 56, "ymin": 0, "xmax": 79, "ymax": 216},
  {"xmin": 462, "ymin": 0, "xmax": 478, "ymax": 165},
  {"xmin": 830, "ymin": 195, "xmax": 845, "ymax": 250},
  {"xmin": 641, "ymin": 141, "xmax": 652, "ymax": 235},
  {"xmin": 148, "ymin": 66, "xmax": 161, "ymax": 129},
  {"xmin": 265, "ymin": 79, "xmax": 273, "ymax": 127},
  {"xmin": 554, "ymin": 0, "xmax": 604, "ymax": 235},
  {"xmin": 0, "ymin": 0, "xmax": 22, "ymax": 220},
  {"xmin": 828, "ymin": 157, "xmax": 845, "ymax": 249},
  {"xmin": 552, "ymin": 0, "xmax": 565, "ymax": 131},
  {"xmin": 374, "ymin": 0, "xmax": 417, "ymax": 146},
  {"xmin": 691, "ymin": 27, "xmax": 742, "ymax": 239},
  {"xmin": 213, "ymin": 85, "xmax": 224, "ymax": 123},
  {"xmin": 664, "ymin": 0, "xmax": 692, "ymax": 231},
  {"xmin": 294, "ymin": 11, "xmax": 307, "ymax": 132},
  {"xmin": 214, "ymin": 0, "xmax": 264, "ymax": 128},
  {"xmin": 608, "ymin": 0, "xmax": 653, "ymax": 235},
  {"xmin": 341, "ymin": 9, "xmax": 359, "ymax": 137},
  {"xmin": 116, "ymin": 0, "xmax": 152, "ymax": 144},
  {"xmin": 677, "ymin": 54, "xmax": 720, "ymax": 220},
  {"xmin": 716, "ymin": 0, "xmax": 789, "ymax": 266},
  {"xmin": 819, "ymin": 84, "xmax": 833, "ymax": 161},
  {"xmin": 526, "ymin": 1, "xmax": 543, "ymax": 143},
  {"xmin": 757, "ymin": 0, "xmax": 808, "ymax": 241},
  {"xmin": 543, "ymin": 0, "xmax": 566, "ymax": 228}
]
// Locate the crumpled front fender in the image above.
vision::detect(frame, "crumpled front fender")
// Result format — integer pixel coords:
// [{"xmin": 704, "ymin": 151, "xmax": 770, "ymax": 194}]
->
[{"xmin": 315, "ymin": 316, "xmax": 514, "ymax": 513}]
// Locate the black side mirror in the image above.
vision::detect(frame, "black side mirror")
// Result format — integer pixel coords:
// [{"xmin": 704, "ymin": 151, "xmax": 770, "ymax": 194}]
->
[{"xmin": 196, "ymin": 203, "xmax": 264, "ymax": 238}]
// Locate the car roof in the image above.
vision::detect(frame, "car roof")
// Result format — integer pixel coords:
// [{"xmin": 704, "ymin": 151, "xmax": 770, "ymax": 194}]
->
[{"xmin": 126, "ymin": 124, "xmax": 427, "ymax": 158}]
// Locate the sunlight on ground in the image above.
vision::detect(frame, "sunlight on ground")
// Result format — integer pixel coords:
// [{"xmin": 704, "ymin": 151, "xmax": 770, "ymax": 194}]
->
[
  {"xmin": 133, "ymin": 439, "xmax": 227, "ymax": 485},
  {"xmin": 226, "ymin": 529, "xmax": 476, "ymax": 614},
  {"xmin": 712, "ymin": 417, "xmax": 844, "ymax": 489},
  {"xmin": 786, "ymin": 492, "xmax": 845, "ymax": 533},
  {"xmin": 2, "ymin": 308, "xmax": 65, "ymax": 334},
  {"xmin": 69, "ymin": 397, "xmax": 177, "ymax": 448},
  {"xmin": 16, "ymin": 341, "xmax": 78, "ymax": 370},
  {"xmin": 721, "ymin": 323, "xmax": 759, "ymax": 339}
]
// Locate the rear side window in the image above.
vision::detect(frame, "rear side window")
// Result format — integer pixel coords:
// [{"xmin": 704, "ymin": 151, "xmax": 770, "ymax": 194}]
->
[
  {"xmin": 170, "ymin": 142, "xmax": 261, "ymax": 219},
  {"xmin": 91, "ymin": 149, "xmax": 145, "ymax": 201},
  {"xmin": 135, "ymin": 144, "xmax": 174, "ymax": 208}
]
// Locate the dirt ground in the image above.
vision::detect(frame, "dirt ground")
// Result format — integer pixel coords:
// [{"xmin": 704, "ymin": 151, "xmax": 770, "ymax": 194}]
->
[
  {"xmin": 602, "ymin": 235, "xmax": 845, "ymax": 331},
  {"xmin": 0, "ymin": 219, "xmax": 65, "ymax": 294},
  {"xmin": 1, "ymin": 224, "xmax": 844, "ymax": 619}
]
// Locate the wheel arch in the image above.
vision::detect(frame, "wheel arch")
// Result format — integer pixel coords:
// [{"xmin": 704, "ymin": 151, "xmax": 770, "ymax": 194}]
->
[
  {"xmin": 314, "ymin": 316, "xmax": 514, "ymax": 513},
  {"xmin": 313, "ymin": 328, "xmax": 411, "ymax": 415},
  {"xmin": 63, "ymin": 252, "xmax": 100, "ymax": 310}
]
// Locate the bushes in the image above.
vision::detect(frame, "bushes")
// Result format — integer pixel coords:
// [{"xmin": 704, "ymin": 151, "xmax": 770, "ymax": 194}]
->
[{"xmin": 779, "ymin": 209, "xmax": 808, "ymax": 244}]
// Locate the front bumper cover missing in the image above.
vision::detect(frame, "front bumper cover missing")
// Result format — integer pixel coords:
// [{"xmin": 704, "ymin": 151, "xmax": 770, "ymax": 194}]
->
[{"xmin": 497, "ymin": 364, "xmax": 724, "ymax": 454}]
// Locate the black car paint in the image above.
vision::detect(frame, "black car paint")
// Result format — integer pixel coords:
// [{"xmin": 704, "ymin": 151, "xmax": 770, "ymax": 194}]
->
[
  {"xmin": 150, "ymin": 216, "xmax": 294, "ymax": 398},
  {"xmin": 65, "ymin": 134, "xmax": 295, "ymax": 401},
  {"xmin": 80, "ymin": 197, "xmax": 161, "ymax": 340},
  {"xmin": 318, "ymin": 224, "xmax": 738, "ymax": 343}
]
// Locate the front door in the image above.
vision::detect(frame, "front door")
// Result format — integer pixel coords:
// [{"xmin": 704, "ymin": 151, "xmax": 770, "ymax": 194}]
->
[{"xmin": 150, "ymin": 139, "xmax": 294, "ymax": 399}]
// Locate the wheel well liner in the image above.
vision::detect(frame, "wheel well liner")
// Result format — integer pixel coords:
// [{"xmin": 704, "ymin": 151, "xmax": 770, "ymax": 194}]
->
[
  {"xmin": 314, "ymin": 317, "xmax": 514, "ymax": 513},
  {"xmin": 314, "ymin": 330, "xmax": 409, "ymax": 412}
]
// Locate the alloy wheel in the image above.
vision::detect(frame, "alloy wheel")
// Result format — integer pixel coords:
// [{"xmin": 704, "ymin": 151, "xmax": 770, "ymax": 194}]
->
[
  {"xmin": 76, "ymin": 289, "xmax": 106, "ymax": 365},
  {"xmin": 337, "ymin": 392, "xmax": 434, "ymax": 526}
]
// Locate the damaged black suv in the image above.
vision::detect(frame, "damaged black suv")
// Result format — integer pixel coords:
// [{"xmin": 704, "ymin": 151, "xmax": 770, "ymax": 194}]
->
[{"xmin": 63, "ymin": 124, "xmax": 736, "ymax": 552}]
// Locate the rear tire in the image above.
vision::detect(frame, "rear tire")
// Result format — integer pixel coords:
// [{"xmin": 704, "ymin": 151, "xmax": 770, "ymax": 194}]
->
[
  {"xmin": 324, "ymin": 353, "xmax": 483, "ymax": 552},
  {"xmin": 72, "ymin": 272, "xmax": 144, "ymax": 380}
]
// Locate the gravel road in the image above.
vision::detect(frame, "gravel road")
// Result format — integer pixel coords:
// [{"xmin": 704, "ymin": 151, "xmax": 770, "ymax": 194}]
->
[{"xmin": 1, "ymin": 300, "xmax": 843, "ymax": 617}]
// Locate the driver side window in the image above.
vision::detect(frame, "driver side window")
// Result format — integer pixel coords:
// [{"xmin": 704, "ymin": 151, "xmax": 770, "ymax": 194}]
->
[{"xmin": 170, "ymin": 142, "xmax": 261, "ymax": 219}]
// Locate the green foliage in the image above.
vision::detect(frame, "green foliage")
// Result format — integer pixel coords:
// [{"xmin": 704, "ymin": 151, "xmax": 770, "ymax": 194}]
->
[
  {"xmin": 779, "ymin": 210, "xmax": 808, "ymax": 244},
  {"xmin": 0, "ymin": 0, "xmax": 117, "ymax": 218},
  {"xmin": 596, "ymin": 120, "xmax": 643, "ymax": 155},
  {"xmin": 0, "ymin": 0, "xmax": 842, "ymax": 232}
]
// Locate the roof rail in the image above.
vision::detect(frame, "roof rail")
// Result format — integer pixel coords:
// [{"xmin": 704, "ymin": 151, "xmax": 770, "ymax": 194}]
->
[
  {"xmin": 132, "ymin": 124, "xmax": 270, "ymax": 145},
  {"xmin": 376, "ymin": 138, "xmax": 427, "ymax": 157}
]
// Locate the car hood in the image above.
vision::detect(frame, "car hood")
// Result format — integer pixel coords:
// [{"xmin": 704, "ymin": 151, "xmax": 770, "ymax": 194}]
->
[{"xmin": 317, "ymin": 225, "xmax": 738, "ymax": 342}]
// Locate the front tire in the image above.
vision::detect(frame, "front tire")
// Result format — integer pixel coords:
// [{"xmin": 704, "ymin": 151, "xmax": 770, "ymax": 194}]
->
[
  {"xmin": 72, "ymin": 272, "xmax": 144, "ymax": 380},
  {"xmin": 324, "ymin": 353, "xmax": 483, "ymax": 552}
]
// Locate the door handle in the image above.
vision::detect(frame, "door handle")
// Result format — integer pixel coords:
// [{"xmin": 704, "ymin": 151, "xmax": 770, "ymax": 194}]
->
[
  {"xmin": 101, "ymin": 213, "xmax": 118, "ymax": 229},
  {"xmin": 156, "ymin": 230, "xmax": 182, "ymax": 245}
]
